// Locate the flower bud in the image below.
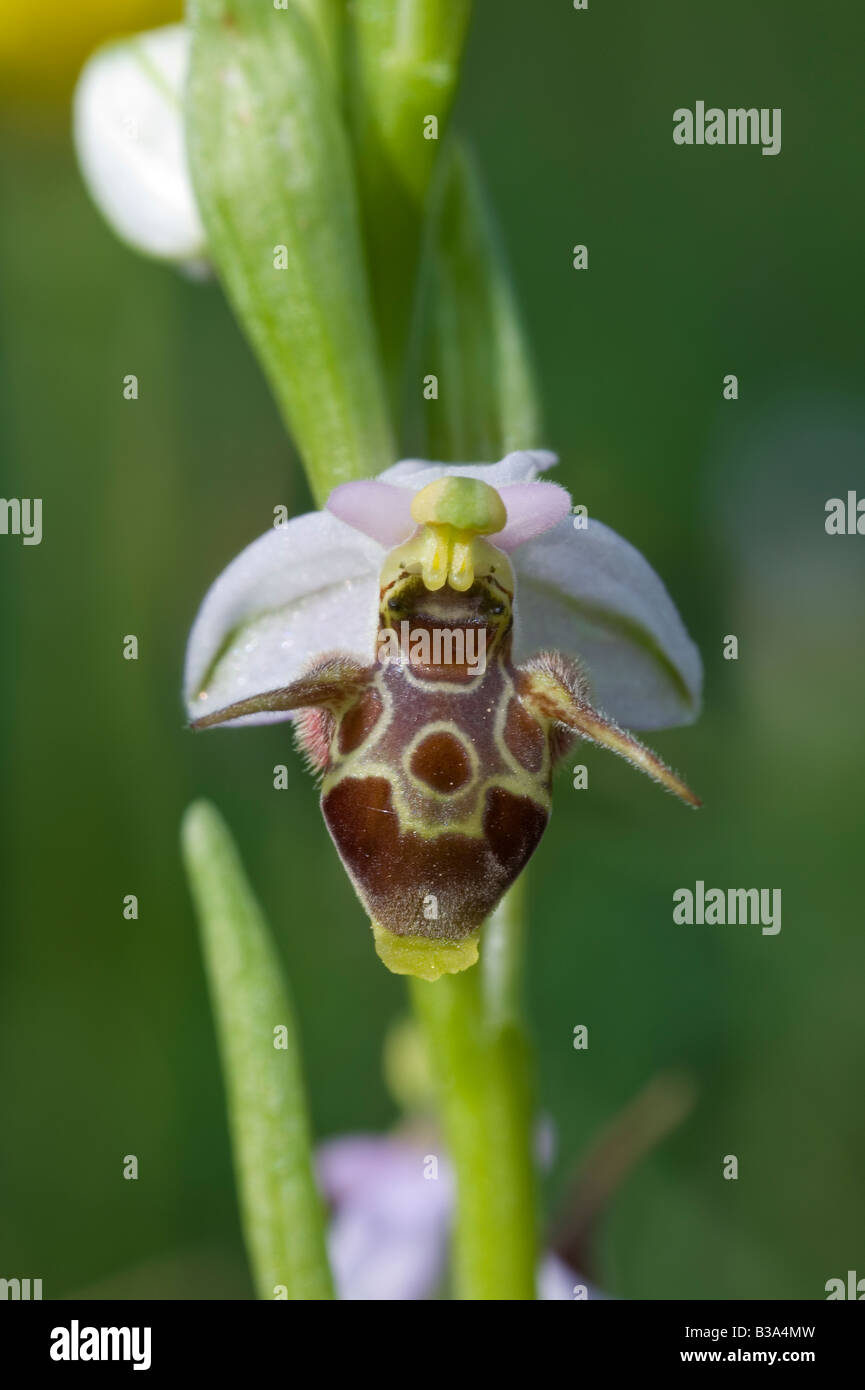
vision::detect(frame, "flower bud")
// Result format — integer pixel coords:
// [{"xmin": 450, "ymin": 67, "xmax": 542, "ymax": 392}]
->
[{"xmin": 73, "ymin": 24, "xmax": 207, "ymax": 267}]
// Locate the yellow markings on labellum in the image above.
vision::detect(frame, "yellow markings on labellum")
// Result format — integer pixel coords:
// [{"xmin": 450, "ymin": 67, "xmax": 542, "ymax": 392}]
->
[
  {"xmin": 373, "ymin": 923, "xmax": 480, "ymax": 981},
  {"xmin": 409, "ymin": 478, "xmax": 508, "ymax": 593}
]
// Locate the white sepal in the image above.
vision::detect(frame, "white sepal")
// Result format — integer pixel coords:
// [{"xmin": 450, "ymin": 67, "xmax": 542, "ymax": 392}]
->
[
  {"xmin": 513, "ymin": 516, "xmax": 702, "ymax": 730},
  {"xmin": 185, "ymin": 510, "xmax": 382, "ymax": 726}
]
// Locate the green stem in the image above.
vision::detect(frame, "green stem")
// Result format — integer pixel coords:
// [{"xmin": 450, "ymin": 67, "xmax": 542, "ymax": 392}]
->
[
  {"xmin": 409, "ymin": 886, "xmax": 537, "ymax": 1300},
  {"xmin": 481, "ymin": 872, "xmax": 528, "ymax": 1030}
]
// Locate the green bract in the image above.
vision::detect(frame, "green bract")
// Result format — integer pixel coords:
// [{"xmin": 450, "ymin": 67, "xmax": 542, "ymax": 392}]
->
[{"xmin": 187, "ymin": 0, "xmax": 394, "ymax": 503}]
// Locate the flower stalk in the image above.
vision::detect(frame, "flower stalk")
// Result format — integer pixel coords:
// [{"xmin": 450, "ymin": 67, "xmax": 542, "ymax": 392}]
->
[{"xmin": 409, "ymin": 893, "xmax": 538, "ymax": 1300}]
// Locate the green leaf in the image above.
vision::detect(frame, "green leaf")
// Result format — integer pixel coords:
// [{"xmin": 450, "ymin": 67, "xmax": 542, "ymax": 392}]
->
[
  {"xmin": 349, "ymin": 0, "xmax": 474, "ymax": 403},
  {"xmin": 181, "ymin": 799, "xmax": 334, "ymax": 1301},
  {"xmin": 186, "ymin": 0, "xmax": 394, "ymax": 504},
  {"xmin": 408, "ymin": 140, "xmax": 543, "ymax": 461}
]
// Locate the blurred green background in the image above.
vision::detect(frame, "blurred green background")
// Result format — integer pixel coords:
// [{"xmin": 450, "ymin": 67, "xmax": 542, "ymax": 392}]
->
[{"xmin": 1, "ymin": 0, "xmax": 863, "ymax": 1299}]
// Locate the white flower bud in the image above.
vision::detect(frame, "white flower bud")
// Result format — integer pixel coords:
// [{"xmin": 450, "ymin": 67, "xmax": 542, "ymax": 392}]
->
[{"xmin": 73, "ymin": 24, "xmax": 207, "ymax": 266}]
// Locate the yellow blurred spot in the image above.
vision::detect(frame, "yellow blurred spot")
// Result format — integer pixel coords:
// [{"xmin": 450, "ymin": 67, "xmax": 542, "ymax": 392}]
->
[
  {"xmin": 0, "ymin": 1, "xmax": 180, "ymax": 97},
  {"xmin": 382, "ymin": 1017, "xmax": 435, "ymax": 1112}
]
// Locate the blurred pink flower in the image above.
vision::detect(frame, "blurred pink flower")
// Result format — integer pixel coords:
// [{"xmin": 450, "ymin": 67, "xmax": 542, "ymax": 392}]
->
[{"xmin": 317, "ymin": 1131, "xmax": 603, "ymax": 1301}]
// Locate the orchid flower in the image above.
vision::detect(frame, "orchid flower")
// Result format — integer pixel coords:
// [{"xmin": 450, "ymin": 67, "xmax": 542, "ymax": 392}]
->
[
  {"xmin": 184, "ymin": 451, "xmax": 702, "ymax": 980},
  {"xmin": 73, "ymin": 24, "xmax": 208, "ymax": 269},
  {"xmin": 317, "ymin": 1132, "xmax": 600, "ymax": 1301}
]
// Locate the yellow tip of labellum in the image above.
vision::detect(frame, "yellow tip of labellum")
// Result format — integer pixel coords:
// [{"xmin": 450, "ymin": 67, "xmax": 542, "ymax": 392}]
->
[{"xmin": 372, "ymin": 923, "xmax": 480, "ymax": 981}]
